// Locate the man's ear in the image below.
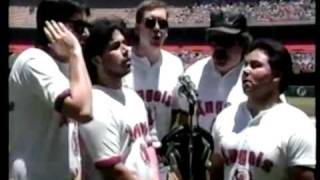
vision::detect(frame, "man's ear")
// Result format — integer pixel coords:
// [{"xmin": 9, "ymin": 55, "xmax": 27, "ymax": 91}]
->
[
  {"xmin": 273, "ymin": 76, "xmax": 280, "ymax": 83},
  {"xmin": 271, "ymin": 69, "xmax": 282, "ymax": 89},
  {"xmin": 272, "ymin": 71, "xmax": 281, "ymax": 83},
  {"xmin": 134, "ymin": 24, "xmax": 140, "ymax": 35},
  {"xmin": 92, "ymin": 56, "xmax": 102, "ymax": 65}
]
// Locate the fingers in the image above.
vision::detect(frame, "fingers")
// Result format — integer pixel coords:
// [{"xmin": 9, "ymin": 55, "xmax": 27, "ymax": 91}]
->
[
  {"xmin": 43, "ymin": 26, "xmax": 54, "ymax": 43},
  {"xmin": 44, "ymin": 20, "xmax": 59, "ymax": 40},
  {"xmin": 44, "ymin": 20, "xmax": 66, "ymax": 43},
  {"xmin": 57, "ymin": 22, "xmax": 68, "ymax": 33},
  {"xmin": 51, "ymin": 20, "xmax": 64, "ymax": 35}
]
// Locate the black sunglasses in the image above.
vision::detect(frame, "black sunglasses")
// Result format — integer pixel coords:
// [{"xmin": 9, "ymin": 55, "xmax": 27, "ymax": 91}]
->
[
  {"xmin": 65, "ymin": 19, "xmax": 92, "ymax": 34},
  {"xmin": 144, "ymin": 17, "xmax": 168, "ymax": 29}
]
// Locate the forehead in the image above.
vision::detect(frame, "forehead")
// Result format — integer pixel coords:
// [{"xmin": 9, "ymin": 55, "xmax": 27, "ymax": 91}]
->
[
  {"xmin": 111, "ymin": 29, "xmax": 125, "ymax": 40},
  {"xmin": 245, "ymin": 49, "xmax": 269, "ymax": 62},
  {"xmin": 143, "ymin": 8, "xmax": 167, "ymax": 19}
]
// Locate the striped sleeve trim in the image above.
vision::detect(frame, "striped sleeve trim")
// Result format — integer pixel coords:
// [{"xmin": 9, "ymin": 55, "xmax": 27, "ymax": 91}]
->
[
  {"xmin": 54, "ymin": 89, "xmax": 71, "ymax": 112},
  {"xmin": 95, "ymin": 156, "xmax": 122, "ymax": 168}
]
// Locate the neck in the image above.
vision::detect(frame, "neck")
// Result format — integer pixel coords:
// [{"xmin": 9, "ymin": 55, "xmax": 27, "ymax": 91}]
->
[
  {"xmin": 135, "ymin": 44, "xmax": 161, "ymax": 65},
  {"xmin": 247, "ymin": 91, "xmax": 281, "ymax": 117},
  {"xmin": 98, "ymin": 74, "xmax": 122, "ymax": 89}
]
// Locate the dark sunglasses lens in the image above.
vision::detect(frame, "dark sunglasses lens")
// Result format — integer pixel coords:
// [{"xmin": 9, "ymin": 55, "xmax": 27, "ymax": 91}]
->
[
  {"xmin": 68, "ymin": 20, "xmax": 91, "ymax": 34},
  {"xmin": 158, "ymin": 19, "xmax": 168, "ymax": 29},
  {"xmin": 145, "ymin": 18, "xmax": 168, "ymax": 29},
  {"xmin": 145, "ymin": 19, "xmax": 156, "ymax": 29}
]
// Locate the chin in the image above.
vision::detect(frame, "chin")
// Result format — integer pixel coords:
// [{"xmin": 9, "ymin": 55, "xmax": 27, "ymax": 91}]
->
[
  {"xmin": 150, "ymin": 40, "xmax": 162, "ymax": 47},
  {"xmin": 215, "ymin": 66, "xmax": 229, "ymax": 74},
  {"xmin": 123, "ymin": 69, "xmax": 131, "ymax": 76}
]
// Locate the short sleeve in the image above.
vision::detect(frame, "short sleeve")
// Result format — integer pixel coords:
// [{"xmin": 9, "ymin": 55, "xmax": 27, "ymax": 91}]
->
[
  {"xmin": 79, "ymin": 112, "xmax": 122, "ymax": 168},
  {"xmin": 20, "ymin": 50, "xmax": 69, "ymax": 110},
  {"xmin": 287, "ymin": 121, "xmax": 316, "ymax": 169}
]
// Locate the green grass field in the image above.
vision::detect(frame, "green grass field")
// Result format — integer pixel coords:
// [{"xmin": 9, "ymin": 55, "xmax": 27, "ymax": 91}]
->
[{"xmin": 286, "ymin": 96, "xmax": 315, "ymax": 116}]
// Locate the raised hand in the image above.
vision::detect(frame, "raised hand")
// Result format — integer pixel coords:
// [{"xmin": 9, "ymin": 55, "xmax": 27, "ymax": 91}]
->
[{"xmin": 44, "ymin": 20, "xmax": 82, "ymax": 61}]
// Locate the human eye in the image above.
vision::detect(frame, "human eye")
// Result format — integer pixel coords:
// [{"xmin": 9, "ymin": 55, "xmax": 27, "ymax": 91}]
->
[
  {"xmin": 108, "ymin": 41, "xmax": 121, "ymax": 51},
  {"xmin": 250, "ymin": 61, "xmax": 262, "ymax": 69}
]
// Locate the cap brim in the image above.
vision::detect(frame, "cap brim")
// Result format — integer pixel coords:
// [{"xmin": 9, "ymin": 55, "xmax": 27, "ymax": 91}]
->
[{"xmin": 207, "ymin": 26, "xmax": 241, "ymax": 35}]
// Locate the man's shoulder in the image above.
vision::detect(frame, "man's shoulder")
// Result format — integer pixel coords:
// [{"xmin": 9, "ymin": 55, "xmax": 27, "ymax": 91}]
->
[
  {"xmin": 9, "ymin": 47, "xmax": 57, "ymax": 80},
  {"xmin": 272, "ymin": 103, "xmax": 312, "ymax": 124},
  {"xmin": 185, "ymin": 56, "xmax": 211, "ymax": 75},
  {"xmin": 161, "ymin": 49, "xmax": 182, "ymax": 62},
  {"xmin": 13, "ymin": 47, "xmax": 54, "ymax": 68},
  {"xmin": 216, "ymin": 102, "xmax": 244, "ymax": 122},
  {"xmin": 19, "ymin": 47, "xmax": 49, "ymax": 59},
  {"xmin": 123, "ymin": 87, "xmax": 144, "ymax": 102}
]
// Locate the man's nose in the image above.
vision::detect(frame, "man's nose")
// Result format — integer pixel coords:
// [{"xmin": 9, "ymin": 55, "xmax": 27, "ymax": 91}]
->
[
  {"xmin": 243, "ymin": 65, "xmax": 251, "ymax": 76},
  {"xmin": 122, "ymin": 44, "xmax": 130, "ymax": 57},
  {"xmin": 154, "ymin": 21, "xmax": 160, "ymax": 30}
]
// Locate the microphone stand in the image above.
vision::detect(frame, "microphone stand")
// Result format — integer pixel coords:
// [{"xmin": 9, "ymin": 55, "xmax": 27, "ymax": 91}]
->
[
  {"xmin": 182, "ymin": 81, "xmax": 198, "ymax": 180},
  {"xmin": 178, "ymin": 76, "xmax": 198, "ymax": 180},
  {"xmin": 187, "ymin": 101, "xmax": 195, "ymax": 180}
]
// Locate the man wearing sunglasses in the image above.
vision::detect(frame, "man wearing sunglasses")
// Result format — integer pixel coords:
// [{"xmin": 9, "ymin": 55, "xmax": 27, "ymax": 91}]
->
[
  {"xmin": 175, "ymin": 11, "xmax": 253, "ymax": 133},
  {"xmin": 122, "ymin": 0, "xmax": 184, "ymax": 179},
  {"xmin": 124, "ymin": 0, "xmax": 183, "ymax": 151}
]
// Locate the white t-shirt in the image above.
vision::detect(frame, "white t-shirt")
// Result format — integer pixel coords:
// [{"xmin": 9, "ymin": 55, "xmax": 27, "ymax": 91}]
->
[
  {"xmin": 123, "ymin": 49, "xmax": 184, "ymax": 144},
  {"xmin": 9, "ymin": 48, "xmax": 81, "ymax": 180},
  {"xmin": 177, "ymin": 57, "xmax": 246, "ymax": 132},
  {"xmin": 212, "ymin": 102, "xmax": 316, "ymax": 180},
  {"xmin": 79, "ymin": 85, "xmax": 155, "ymax": 180}
]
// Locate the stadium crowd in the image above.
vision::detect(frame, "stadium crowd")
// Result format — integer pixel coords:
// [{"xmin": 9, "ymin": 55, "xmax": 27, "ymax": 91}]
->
[
  {"xmin": 118, "ymin": 0, "xmax": 315, "ymax": 26},
  {"xmin": 172, "ymin": 50, "xmax": 315, "ymax": 73},
  {"xmin": 169, "ymin": 0, "xmax": 315, "ymax": 26},
  {"xmin": 9, "ymin": 0, "xmax": 315, "ymax": 28}
]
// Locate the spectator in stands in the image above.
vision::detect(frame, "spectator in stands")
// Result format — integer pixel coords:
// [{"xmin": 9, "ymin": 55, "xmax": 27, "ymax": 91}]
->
[
  {"xmin": 122, "ymin": 0, "xmax": 184, "ymax": 179},
  {"xmin": 167, "ymin": 0, "xmax": 315, "ymax": 26},
  {"xmin": 9, "ymin": 0, "xmax": 92, "ymax": 180}
]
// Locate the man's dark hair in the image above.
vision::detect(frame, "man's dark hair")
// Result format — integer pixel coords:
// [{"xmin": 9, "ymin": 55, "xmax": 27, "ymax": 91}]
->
[
  {"xmin": 84, "ymin": 17, "xmax": 127, "ymax": 84},
  {"xmin": 135, "ymin": 0, "xmax": 168, "ymax": 24},
  {"xmin": 36, "ymin": 0, "xmax": 90, "ymax": 46},
  {"xmin": 246, "ymin": 38, "xmax": 293, "ymax": 94}
]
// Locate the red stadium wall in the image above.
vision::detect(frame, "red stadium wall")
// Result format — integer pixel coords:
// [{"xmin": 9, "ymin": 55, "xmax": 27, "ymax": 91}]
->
[
  {"xmin": 162, "ymin": 44, "xmax": 315, "ymax": 53},
  {"xmin": 9, "ymin": 43, "xmax": 315, "ymax": 54}
]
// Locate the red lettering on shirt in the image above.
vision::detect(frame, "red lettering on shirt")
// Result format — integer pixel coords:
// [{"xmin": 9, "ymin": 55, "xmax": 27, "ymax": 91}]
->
[{"xmin": 221, "ymin": 146, "xmax": 274, "ymax": 173}]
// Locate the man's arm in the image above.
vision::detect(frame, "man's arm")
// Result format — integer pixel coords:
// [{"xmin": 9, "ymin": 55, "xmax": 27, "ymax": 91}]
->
[
  {"xmin": 97, "ymin": 163, "xmax": 138, "ymax": 180},
  {"xmin": 44, "ymin": 20, "xmax": 92, "ymax": 122},
  {"xmin": 288, "ymin": 166, "xmax": 314, "ymax": 180},
  {"xmin": 210, "ymin": 153, "xmax": 224, "ymax": 180},
  {"xmin": 286, "ymin": 114, "xmax": 316, "ymax": 180}
]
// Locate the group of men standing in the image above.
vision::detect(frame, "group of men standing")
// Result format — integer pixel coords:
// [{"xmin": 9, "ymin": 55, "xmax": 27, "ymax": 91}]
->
[{"xmin": 9, "ymin": 0, "xmax": 315, "ymax": 180}]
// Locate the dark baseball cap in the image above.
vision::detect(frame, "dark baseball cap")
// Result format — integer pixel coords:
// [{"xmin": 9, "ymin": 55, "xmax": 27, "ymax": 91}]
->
[{"xmin": 207, "ymin": 11, "xmax": 248, "ymax": 35}]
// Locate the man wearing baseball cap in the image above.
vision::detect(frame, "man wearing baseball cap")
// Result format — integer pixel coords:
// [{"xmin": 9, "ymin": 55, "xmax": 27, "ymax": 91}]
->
[{"xmin": 175, "ymin": 11, "xmax": 253, "ymax": 133}]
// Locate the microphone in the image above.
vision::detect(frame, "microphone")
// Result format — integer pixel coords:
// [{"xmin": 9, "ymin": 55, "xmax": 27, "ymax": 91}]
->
[{"xmin": 178, "ymin": 75, "xmax": 198, "ymax": 104}]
